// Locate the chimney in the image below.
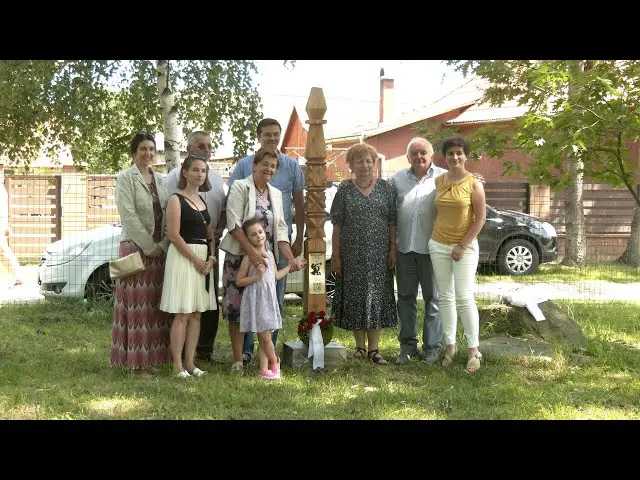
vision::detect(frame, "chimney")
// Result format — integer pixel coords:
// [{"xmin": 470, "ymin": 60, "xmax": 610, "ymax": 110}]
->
[{"xmin": 379, "ymin": 68, "xmax": 394, "ymax": 124}]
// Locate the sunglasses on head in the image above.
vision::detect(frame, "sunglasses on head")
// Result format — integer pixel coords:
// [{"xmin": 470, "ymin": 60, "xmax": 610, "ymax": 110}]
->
[
  {"xmin": 186, "ymin": 153, "xmax": 209, "ymax": 161},
  {"xmin": 136, "ymin": 130, "xmax": 155, "ymax": 139}
]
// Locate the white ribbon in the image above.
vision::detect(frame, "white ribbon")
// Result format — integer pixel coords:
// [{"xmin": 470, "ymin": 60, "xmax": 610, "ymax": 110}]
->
[
  {"xmin": 504, "ymin": 286, "xmax": 547, "ymax": 322},
  {"xmin": 307, "ymin": 321, "xmax": 325, "ymax": 370}
]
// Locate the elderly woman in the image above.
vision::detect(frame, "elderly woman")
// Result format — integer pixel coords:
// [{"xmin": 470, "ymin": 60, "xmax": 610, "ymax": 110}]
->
[
  {"xmin": 219, "ymin": 147, "xmax": 304, "ymax": 374},
  {"xmin": 111, "ymin": 131, "xmax": 171, "ymax": 376},
  {"xmin": 330, "ymin": 143, "xmax": 398, "ymax": 364},
  {"xmin": 428, "ymin": 136, "xmax": 486, "ymax": 374}
]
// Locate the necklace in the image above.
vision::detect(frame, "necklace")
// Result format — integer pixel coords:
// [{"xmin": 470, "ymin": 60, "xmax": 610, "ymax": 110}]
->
[
  {"xmin": 355, "ymin": 178, "xmax": 374, "ymax": 190},
  {"xmin": 254, "ymin": 182, "xmax": 268, "ymax": 196},
  {"xmin": 181, "ymin": 191, "xmax": 201, "ymax": 207}
]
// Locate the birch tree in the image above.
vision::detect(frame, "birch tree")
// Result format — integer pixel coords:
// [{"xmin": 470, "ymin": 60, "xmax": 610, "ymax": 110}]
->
[{"xmin": 0, "ymin": 60, "xmax": 267, "ymax": 173}]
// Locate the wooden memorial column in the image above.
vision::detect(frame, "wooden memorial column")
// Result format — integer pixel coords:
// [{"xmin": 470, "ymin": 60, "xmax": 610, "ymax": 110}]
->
[{"xmin": 303, "ymin": 87, "xmax": 328, "ymax": 314}]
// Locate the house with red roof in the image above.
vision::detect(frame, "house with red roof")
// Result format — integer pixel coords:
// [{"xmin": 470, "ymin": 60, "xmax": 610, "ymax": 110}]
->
[{"xmin": 279, "ymin": 73, "xmax": 637, "ymax": 260}]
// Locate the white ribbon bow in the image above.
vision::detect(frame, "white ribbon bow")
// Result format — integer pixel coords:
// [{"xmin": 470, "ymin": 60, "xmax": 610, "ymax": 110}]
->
[
  {"xmin": 504, "ymin": 286, "xmax": 547, "ymax": 322},
  {"xmin": 307, "ymin": 321, "xmax": 325, "ymax": 370}
]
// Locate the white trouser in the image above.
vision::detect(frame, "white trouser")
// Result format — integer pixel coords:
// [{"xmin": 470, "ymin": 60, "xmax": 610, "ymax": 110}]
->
[{"xmin": 428, "ymin": 238, "xmax": 479, "ymax": 348}]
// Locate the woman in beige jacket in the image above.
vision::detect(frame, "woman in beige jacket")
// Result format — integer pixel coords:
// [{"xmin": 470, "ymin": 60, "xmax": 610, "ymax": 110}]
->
[
  {"xmin": 111, "ymin": 131, "xmax": 172, "ymax": 376},
  {"xmin": 219, "ymin": 148, "xmax": 304, "ymax": 373}
]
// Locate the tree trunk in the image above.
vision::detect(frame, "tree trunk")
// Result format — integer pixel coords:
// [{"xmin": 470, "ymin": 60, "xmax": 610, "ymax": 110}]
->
[
  {"xmin": 156, "ymin": 60, "xmax": 180, "ymax": 173},
  {"xmin": 561, "ymin": 61, "xmax": 587, "ymax": 267},
  {"xmin": 562, "ymin": 155, "xmax": 587, "ymax": 266},
  {"xmin": 617, "ymin": 205, "xmax": 640, "ymax": 266}
]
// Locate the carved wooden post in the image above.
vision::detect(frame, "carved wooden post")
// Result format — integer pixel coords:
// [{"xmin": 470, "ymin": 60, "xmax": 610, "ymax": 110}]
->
[{"xmin": 304, "ymin": 87, "xmax": 328, "ymax": 314}]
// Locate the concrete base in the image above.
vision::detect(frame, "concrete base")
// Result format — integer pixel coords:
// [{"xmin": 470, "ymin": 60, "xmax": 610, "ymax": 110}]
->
[{"xmin": 282, "ymin": 341, "xmax": 347, "ymax": 370}]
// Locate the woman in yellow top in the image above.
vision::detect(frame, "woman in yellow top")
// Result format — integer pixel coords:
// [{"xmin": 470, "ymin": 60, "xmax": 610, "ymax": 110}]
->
[{"xmin": 428, "ymin": 136, "xmax": 486, "ymax": 373}]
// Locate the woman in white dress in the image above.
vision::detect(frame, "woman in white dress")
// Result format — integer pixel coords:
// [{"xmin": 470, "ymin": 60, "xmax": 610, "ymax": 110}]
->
[{"xmin": 160, "ymin": 154, "xmax": 217, "ymax": 378}]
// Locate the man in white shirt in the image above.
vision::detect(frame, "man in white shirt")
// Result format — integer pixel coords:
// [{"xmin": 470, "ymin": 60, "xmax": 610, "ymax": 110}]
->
[
  {"xmin": 389, "ymin": 138, "xmax": 446, "ymax": 365},
  {"xmin": 165, "ymin": 131, "xmax": 227, "ymax": 362}
]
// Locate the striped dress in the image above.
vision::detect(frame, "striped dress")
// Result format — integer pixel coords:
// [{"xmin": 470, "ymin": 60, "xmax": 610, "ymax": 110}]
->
[{"xmin": 110, "ymin": 179, "xmax": 172, "ymax": 370}]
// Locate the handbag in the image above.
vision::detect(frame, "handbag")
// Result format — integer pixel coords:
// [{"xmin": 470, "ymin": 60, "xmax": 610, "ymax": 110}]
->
[{"xmin": 109, "ymin": 250, "xmax": 145, "ymax": 279}]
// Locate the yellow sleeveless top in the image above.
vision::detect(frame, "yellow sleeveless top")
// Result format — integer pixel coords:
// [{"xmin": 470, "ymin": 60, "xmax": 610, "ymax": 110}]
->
[{"xmin": 431, "ymin": 173, "xmax": 479, "ymax": 245}]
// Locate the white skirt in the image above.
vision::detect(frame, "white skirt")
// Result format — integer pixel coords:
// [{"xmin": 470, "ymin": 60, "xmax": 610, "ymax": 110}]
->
[{"xmin": 160, "ymin": 243, "xmax": 218, "ymax": 314}]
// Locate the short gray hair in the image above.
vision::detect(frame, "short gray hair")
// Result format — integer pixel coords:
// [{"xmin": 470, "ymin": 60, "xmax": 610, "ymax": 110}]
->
[
  {"xmin": 406, "ymin": 137, "xmax": 433, "ymax": 157},
  {"xmin": 187, "ymin": 131, "xmax": 210, "ymax": 148}
]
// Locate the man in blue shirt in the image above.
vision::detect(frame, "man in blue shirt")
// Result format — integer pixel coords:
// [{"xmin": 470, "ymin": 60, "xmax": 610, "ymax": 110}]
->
[{"xmin": 227, "ymin": 118, "xmax": 305, "ymax": 365}]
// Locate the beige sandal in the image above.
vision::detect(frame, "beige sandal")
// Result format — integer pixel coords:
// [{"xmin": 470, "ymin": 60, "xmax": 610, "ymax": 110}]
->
[
  {"xmin": 466, "ymin": 352, "xmax": 483, "ymax": 374},
  {"xmin": 441, "ymin": 345, "xmax": 457, "ymax": 367},
  {"xmin": 231, "ymin": 361, "xmax": 244, "ymax": 374}
]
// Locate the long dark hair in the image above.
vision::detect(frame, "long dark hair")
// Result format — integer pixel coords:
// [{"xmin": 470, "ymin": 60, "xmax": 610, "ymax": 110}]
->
[{"xmin": 178, "ymin": 154, "xmax": 212, "ymax": 192}]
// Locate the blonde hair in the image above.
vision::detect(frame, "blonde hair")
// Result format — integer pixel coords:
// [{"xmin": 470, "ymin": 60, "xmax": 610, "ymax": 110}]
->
[{"xmin": 346, "ymin": 143, "xmax": 379, "ymax": 168}]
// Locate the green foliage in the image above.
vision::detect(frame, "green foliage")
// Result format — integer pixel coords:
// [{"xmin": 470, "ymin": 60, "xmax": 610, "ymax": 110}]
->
[
  {"xmin": 417, "ymin": 122, "xmax": 516, "ymax": 162},
  {"xmin": 0, "ymin": 60, "xmax": 266, "ymax": 173},
  {"xmin": 423, "ymin": 61, "xmax": 640, "ymax": 205},
  {"xmin": 173, "ymin": 61, "xmax": 262, "ymax": 159}
]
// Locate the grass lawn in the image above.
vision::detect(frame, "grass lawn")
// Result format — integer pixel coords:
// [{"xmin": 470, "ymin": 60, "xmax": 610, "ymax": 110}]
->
[
  {"xmin": 477, "ymin": 261, "xmax": 640, "ymax": 284},
  {"xmin": 1, "ymin": 297, "xmax": 639, "ymax": 420}
]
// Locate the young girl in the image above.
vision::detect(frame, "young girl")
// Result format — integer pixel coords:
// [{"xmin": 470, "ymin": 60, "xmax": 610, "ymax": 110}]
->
[
  {"xmin": 236, "ymin": 218, "xmax": 291, "ymax": 380},
  {"xmin": 160, "ymin": 154, "xmax": 217, "ymax": 378}
]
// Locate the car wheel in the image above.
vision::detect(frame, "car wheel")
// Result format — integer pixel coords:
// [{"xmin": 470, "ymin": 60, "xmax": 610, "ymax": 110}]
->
[
  {"xmin": 85, "ymin": 264, "xmax": 115, "ymax": 301},
  {"xmin": 325, "ymin": 260, "xmax": 337, "ymax": 305},
  {"xmin": 498, "ymin": 239, "xmax": 539, "ymax": 276}
]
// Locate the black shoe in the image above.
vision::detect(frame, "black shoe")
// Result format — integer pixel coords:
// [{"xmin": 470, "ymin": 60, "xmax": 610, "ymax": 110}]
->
[{"xmin": 196, "ymin": 353, "xmax": 213, "ymax": 363}]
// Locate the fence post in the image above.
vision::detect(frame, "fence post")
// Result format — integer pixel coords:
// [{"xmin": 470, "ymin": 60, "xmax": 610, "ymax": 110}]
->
[
  {"xmin": 529, "ymin": 183, "xmax": 550, "ymax": 220},
  {"xmin": 54, "ymin": 175, "xmax": 62, "ymax": 241},
  {"xmin": 61, "ymin": 169, "xmax": 87, "ymax": 238},
  {"xmin": 5, "ymin": 176, "xmax": 13, "ymax": 249}
]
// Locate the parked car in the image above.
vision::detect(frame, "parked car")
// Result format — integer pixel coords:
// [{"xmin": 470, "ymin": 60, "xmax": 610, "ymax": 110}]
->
[
  {"xmin": 38, "ymin": 185, "xmax": 557, "ymax": 302},
  {"xmin": 37, "ymin": 183, "xmax": 338, "ymax": 302},
  {"xmin": 478, "ymin": 205, "xmax": 557, "ymax": 275}
]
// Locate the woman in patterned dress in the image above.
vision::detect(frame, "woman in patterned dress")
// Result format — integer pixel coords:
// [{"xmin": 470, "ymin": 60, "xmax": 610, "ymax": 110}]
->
[
  {"xmin": 330, "ymin": 143, "xmax": 398, "ymax": 364},
  {"xmin": 111, "ymin": 131, "xmax": 171, "ymax": 376},
  {"xmin": 219, "ymin": 148, "xmax": 305, "ymax": 374}
]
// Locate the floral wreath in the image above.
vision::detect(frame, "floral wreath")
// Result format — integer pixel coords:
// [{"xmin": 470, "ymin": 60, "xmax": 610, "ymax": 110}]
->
[{"xmin": 298, "ymin": 310, "xmax": 333, "ymax": 346}]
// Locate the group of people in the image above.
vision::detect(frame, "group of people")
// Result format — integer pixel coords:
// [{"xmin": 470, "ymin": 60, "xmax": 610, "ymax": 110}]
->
[
  {"xmin": 330, "ymin": 136, "xmax": 486, "ymax": 373},
  {"xmin": 109, "ymin": 115, "xmax": 486, "ymax": 379},
  {"xmin": 110, "ymin": 119, "xmax": 305, "ymax": 380},
  {"xmin": 111, "ymin": 130, "xmax": 223, "ymax": 378}
]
